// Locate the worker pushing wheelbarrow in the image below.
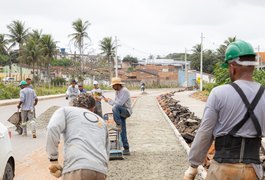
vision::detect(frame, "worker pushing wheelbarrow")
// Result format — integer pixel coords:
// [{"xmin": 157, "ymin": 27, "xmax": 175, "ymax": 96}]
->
[{"xmin": 8, "ymin": 80, "xmax": 38, "ymax": 138}]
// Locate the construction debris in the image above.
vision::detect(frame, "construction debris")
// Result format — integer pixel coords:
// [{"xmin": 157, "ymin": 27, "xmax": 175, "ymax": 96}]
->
[{"xmin": 157, "ymin": 91, "xmax": 201, "ymax": 144}]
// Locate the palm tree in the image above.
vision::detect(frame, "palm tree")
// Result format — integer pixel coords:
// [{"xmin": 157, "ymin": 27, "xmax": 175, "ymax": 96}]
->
[
  {"xmin": 217, "ymin": 36, "xmax": 236, "ymax": 59},
  {"xmin": 0, "ymin": 34, "xmax": 9, "ymax": 55},
  {"xmin": 68, "ymin": 18, "xmax": 90, "ymax": 75},
  {"xmin": 20, "ymin": 31, "xmax": 44, "ymax": 81},
  {"xmin": 224, "ymin": 36, "xmax": 236, "ymax": 46},
  {"xmin": 99, "ymin": 37, "xmax": 116, "ymax": 80},
  {"xmin": 192, "ymin": 44, "xmax": 202, "ymax": 54},
  {"xmin": 0, "ymin": 34, "xmax": 12, "ymax": 76},
  {"xmin": 6, "ymin": 20, "xmax": 29, "ymax": 80},
  {"xmin": 41, "ymin": 34, "xmax": 57, "ymax": 81}
]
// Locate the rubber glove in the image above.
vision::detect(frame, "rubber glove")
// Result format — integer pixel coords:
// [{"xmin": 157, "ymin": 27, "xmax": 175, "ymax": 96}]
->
[{"xmin": 183, "ymin": 166, "xmax": 198, "ymax": 180}]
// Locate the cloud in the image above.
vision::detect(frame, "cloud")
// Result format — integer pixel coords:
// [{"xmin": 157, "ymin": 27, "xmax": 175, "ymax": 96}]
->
[{"xmin": 1, "ymin": 0, "xmax": 265, "ymax": 58}]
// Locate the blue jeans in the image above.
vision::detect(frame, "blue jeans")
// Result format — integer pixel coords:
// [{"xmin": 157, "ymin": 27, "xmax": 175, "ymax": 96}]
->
[{"xmin": 112, "ymin": 105, "xmax": 130, "ymax": 149}]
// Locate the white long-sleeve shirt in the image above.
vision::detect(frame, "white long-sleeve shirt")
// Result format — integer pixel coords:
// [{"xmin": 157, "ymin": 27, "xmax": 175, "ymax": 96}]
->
[
  {"xmin": 108, "ymin": 87, "xmax": 132, "ymax": 115},
  {"xmin": 46, "ymin": 106, "xmax": 110, "ymax": 175},
  {"xmin": 189, "ymin": 80, "xmax": 265, "ymax": 179},
  {"xmin": 66, "ymin": 85, "xmax": 80, "ymax": 99}
]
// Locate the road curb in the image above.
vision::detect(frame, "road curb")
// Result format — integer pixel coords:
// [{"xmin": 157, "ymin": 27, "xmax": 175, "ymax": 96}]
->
[
  {"xmin": 156, "ymin": 97, "xmax": 207, "ymax": 179},
  {"xmin": 0, "ymin": 94, "xmax": 66, "ymax": 106}
]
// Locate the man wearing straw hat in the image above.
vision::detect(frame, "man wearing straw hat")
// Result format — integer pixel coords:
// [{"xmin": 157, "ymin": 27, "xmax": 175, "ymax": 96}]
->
[{"xmin": 103, "ymin": 77, "xmax": 132, "ymax": 155}]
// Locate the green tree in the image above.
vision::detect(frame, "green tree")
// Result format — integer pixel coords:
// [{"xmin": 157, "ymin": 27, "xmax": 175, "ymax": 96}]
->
[
  {"xmin": 190, "ymin": 44, "xmax": 221, "ymax": 74},
  {"xmin": 41, "ymin": 34, "xmax": 57, "ymax": 81},
  {"xmin": 6, "ymin": 20, "xmax": 29, "ymax": 80},
  {"xmin": 0, "ymin": 34, "xmax": 10, "ymax": 66},
  {"xmin": 20, "ymin": 31, "xmax": 44, "ymax": 81},
  {"xmin": 99, "ymin": 36, "xmax": 116, "ymax": 80},
  {"xmin": 0, "ymin": 34, "xmax": 9, "ymax": 55},
  {"xmin": 122, "ymin": 55, "xmax": 138, "ymax": 64},
  {"xmin": 68, "ymin": 18, "xmax": 90, "ymax": 74},
  {"xmin": 217, "ymin": 36, "xmax": 236, "ymax": 59},
  {"xmin": 51, "ymin": 58, "xmax": 73, "ymax": 67}
]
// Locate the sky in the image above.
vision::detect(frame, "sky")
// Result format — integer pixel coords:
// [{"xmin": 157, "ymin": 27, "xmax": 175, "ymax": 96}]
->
[{"xmin": 1, "ymin": 0, "xmax": 265, "ymax": 59}]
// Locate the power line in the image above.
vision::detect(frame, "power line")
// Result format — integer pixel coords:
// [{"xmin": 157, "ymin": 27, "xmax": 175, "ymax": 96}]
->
[{"xmin": 118, "ymin": 40, "xmax": 151, "ymax": 56}]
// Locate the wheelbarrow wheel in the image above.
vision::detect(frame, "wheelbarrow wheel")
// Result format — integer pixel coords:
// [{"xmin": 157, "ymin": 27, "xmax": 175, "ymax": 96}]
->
[{"xmin": 16, "ymin": 126, "xmax": 23, "ymax": 135}]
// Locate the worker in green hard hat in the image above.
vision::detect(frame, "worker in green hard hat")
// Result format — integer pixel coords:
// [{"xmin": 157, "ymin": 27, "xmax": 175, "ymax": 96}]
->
[
  {"xmin": 184, "ymin": 40, "xmax": 265, "ymax": 180},
  {"xmin": 17, "ymin": 80, "xmax": 38, "ymax": 138}
]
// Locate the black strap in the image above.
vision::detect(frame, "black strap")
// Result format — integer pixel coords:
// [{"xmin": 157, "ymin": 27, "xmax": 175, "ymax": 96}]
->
[{"xmin": 229, "ymin": 83, "xmax": 264, "ymax": 137}]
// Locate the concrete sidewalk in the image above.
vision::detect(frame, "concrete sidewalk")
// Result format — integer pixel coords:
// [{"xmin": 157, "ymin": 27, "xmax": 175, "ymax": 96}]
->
[
  {"xmin": 173, "ymin": 90, "xmax": 206, "ymax": 119},
  {"xmin": 108, "ymin": 94, "xmax": 190, "ymax": 179}
]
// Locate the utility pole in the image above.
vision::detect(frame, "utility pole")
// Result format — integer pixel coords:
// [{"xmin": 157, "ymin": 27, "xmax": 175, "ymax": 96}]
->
[
  {"xmin": 185, "ymin": 48, "xmax": 188, "ymax": 87},
  {"xmin": 115, "ymin": 36, "xmax": 118, "ymax": 77},
  {"xmin": 257, "ymin": 45, "xmax": 260, "ymax": 70},
  {"xmin": 200, "ymin": 33, "xmax": 203, "ymax": 91}
]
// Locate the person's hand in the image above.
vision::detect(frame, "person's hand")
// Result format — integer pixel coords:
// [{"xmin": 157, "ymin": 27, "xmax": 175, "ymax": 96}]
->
[
  {"xmin": 103, "ymin": 96, "xmax": 109, "ymax": 102},
  {"xmin": 183, "ymin": 166, "xmax": 198, "ymax": 180},
  {"xmin": 66, "ymin": 96, "xmax": 68, "ymax": 100},
  {"xmin": 17, "ymin": 104, "xmax": 21, "ymax": 109},
  {"xmin": 49, "ymin": 161, "xmax": 62, "ymax": 178}
]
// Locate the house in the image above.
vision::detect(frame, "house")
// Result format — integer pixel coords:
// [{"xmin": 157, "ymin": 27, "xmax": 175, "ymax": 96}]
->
[
  {"xmin": 123, "ymin": 64, "xmax": 179, "ymax": 87},
  {"xmin": 257, "ymin": 52, "xmax": 265, "ymax": 69}
]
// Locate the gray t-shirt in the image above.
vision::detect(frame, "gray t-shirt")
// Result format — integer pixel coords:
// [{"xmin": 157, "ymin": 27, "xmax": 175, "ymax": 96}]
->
[
  {"xmin": 189, "ymin": 80, "xmax": 265, "ymax": 179},
  {"xmin": 20, "ymin": 87, "xmax": 37, "ymax": 111},
  {"xmin": 46, "ymin": 106, "xmax": 110, "ymax": 175}
]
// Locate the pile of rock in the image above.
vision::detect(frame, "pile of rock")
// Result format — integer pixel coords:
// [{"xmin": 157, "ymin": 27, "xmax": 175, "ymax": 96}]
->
[{"xmin": 157, "ymin": 91, "xmax": 201, "ymax": 144}]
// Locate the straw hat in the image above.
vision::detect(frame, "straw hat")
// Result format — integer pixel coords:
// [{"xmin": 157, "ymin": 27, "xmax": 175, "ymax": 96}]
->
[{"xmin": 111, "ymin": 77, "xmax": 125, "ymax": 86}]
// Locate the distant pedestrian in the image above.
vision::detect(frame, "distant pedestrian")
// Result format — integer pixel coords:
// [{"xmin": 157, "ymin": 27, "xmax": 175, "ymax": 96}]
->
[
  {"xmin": 46, "ymin": 93, "xmax": 109, "ymax": 180},
  {"xmin": 91, "ymin": 81, "xmax": 103, "ymax": 117},
  {"xmin": 103, "ymin": 77, "xmax": 132, "ymax": 155},
  {"xmin": 183, "ymin": 40, "xmax": 265, "ymax": 180},
  {"xmin": 26, "ymin": 77, "xmax": 33, "ymax": 89},
  {"xmin": 17, "ymin": 80, "xmax": 38, "ymax": 138},
  {"xmin": 78, "ymin": 84, "xmax": 87, "ymax": 94},
  {"xmin": 66, "ymin": 80, "xmax": 80, "ymax": 105}
]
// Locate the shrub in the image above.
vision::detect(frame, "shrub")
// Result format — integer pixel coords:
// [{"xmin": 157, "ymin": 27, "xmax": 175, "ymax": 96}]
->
[{"xmin": 51, "ymin": 77, "xmax": 66, "ymax": 86}]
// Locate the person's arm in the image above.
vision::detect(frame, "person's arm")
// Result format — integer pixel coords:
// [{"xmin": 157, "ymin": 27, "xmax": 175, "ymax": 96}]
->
[
  {"xmin": 188, "ymin": 91, "xmax": 218, "ymax": 166},
  {"xmin": 105, "ymin": 125, "xmax": 110, "ymax": 159},
  {"xmin": 17, "ymin": 90, "xmax": 24, "ymax": 109},
  {"xmin": 110, "ymin": 89, "xmax": 130, "ymax": 106},
  {"xmin": 184, "ymin": 90, "xmax": 218, "ymax": 179},
  {"xmin": 33, "ymin": 91, "xmax": 38, "ymax": 106},
  {"xmin": 46, "ymin": 107, "xmax": 66, "ymax": 160}
]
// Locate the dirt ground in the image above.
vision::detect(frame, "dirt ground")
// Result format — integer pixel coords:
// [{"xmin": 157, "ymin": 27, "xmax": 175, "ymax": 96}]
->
[
  {"xmin": 14, "ymin": 93, "xmax": 193, "ymax": 180},
  {"xmin": 190, "ymin": 91, "xmax": 208, "ymax": 102}
]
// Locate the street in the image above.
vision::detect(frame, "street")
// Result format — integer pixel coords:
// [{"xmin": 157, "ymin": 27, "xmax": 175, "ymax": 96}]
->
[{"xmin": 0, "ymin": 89, "xmax": 178, "ymax": 179}]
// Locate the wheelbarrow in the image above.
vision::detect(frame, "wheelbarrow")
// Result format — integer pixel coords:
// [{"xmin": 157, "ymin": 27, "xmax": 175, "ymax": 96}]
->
[{"xmin": 7, "ymin": 110, "xmax": 23, "ymax": 135}]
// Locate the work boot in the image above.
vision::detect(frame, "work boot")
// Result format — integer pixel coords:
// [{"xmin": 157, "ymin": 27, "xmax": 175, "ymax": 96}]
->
[
  {"xmin": 123, "ymin": 149, "xmax": 130, "ymax": 155},
  {"xmin": 32, "ymin": 132, "xmax": 37, "ymax": 138}
]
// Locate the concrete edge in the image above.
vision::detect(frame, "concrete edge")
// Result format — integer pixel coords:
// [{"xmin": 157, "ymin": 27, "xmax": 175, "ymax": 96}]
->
[
  {"xmin": 0, "ymin": 94, "xmax": 66, "ymax": 106},
  {"xmin": 156, "ymin": 97, "xmax": 207, "ymax": 179}
]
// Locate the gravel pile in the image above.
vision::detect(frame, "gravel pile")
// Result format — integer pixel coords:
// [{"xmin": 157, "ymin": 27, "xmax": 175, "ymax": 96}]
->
[{"xmin": 35, "ymin": 106, "xmax": 60, "ymax": 129}]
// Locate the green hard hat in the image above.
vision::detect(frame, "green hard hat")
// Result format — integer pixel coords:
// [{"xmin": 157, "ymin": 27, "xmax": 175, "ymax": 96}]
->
[
  {"xmin": 19, "ymin": 80, "xmax": 27, "ymax": 86},
  {"xmin": 222, "ymin": 40, "xmax": 256, "ymax": 68}
]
